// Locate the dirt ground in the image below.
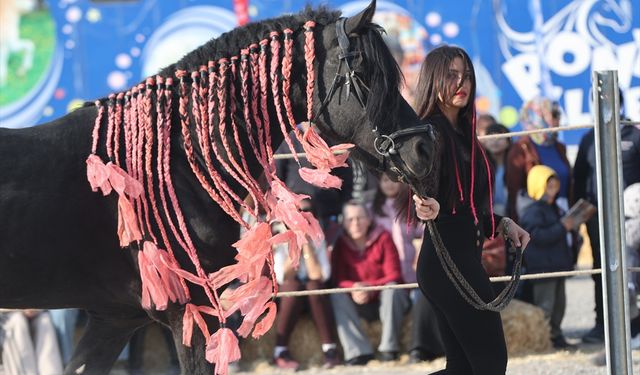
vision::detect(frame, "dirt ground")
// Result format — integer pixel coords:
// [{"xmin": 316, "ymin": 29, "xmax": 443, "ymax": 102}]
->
[{"xmin": 107, "ymin": 275, "xmax": 640, "ymax": 375}]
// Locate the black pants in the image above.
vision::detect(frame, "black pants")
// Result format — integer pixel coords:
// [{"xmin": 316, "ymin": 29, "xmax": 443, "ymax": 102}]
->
[
  {"xmin": 417, "ymin": 213, "xmax": 507, "ymax": 375},
  {"xmin": 586, "ymin": 216, "xmax": 604, "ymax": 328}
]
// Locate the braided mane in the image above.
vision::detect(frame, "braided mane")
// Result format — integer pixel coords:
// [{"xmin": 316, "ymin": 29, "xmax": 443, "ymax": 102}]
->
[{"xmin": 85, "ymin": 7, "xmax": 356, "ymax": 375}]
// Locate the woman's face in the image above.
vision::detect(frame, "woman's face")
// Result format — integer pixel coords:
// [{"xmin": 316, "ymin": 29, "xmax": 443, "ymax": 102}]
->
[
  {"xmin": 379, "ymin": 173, "xmax": 402, "ymax": 198},
  {"xmin": 343, "ymin": 205, "xmax": 372, "ymax": 242},
  {"xmin": 438, "ymin": 57, "xmax": 472, "ymax": 110}
]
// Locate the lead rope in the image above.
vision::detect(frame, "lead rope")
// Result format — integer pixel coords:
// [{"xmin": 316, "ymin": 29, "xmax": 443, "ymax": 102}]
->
[{"xmin": 426, "ymin": 219, "xmax": 524, "ymax": 312}]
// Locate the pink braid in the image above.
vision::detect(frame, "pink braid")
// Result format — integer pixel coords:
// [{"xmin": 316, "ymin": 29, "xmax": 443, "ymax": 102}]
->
[
  {"xmin": 281, "ymin": 29, "xmax": 304, "ymax": 141},
  {"xmin": 123, "ymin": 92, "xmax": 133, "ymax": 173},
  {"xmin": 138, "ymin": 83, "xmax": 156, "ymax": 242},
  {"xmin": 91, "ymin": 101, "xmax": 104, "ymax": 155},
  {"xmin": 215, "ymin": 58, "xmax": 261, "ymax": 214},
  {"xmin": 193, "ymin": 69, "xmax": 246, "ymax": 218},
  {"xmin": 449, "ymin": 137, "xmax": 464, "ymax": 204},
  {"xmin": 478, "ymin": 143, "xmax": 496, "ymax": 239},
  {"xmin": 239, "ymin": 49, "xmax": 269, "ymax": 172},
  {"xmin": 130, "ymin": 88, "xmax": 145, "ymax": 231},
  {"xmin": 191, "ymin": 71, "xmax": 205, "ymax": 139},
  {"xmin": 174, "ymin": 70, "xmax": 229, "ymax": 324},
  {"xmin": 249, "ymin": 45, "xmax": 269, "ymax": 168},
  {"xmin": 158, "ymin": 78, "xmax": 190, "ymax": 254},
  {"xmin": 129, "ymin": 89, "xmax": 139, "ymax": 179},
  {"xmin": 469, "ymin": 108, "xmax": 478, "ymax": 224},
  {"xmin": 176, "ymin": 70, "xmax": 248, "ymax": 227},
  {"xmin": 258, "ymin": 40, "xmax": 275, "ymax": 167},
  {"xmin": 153, "ymin": 76, "xmax": 191, "ymax": 298},
  {"xmin": 106, "ymin": 94, "xmax": 116, "ymax": 160},
  {"xmin": 269, "ymin": 31, "xmax": 299, "ymax": 165},
  {"xmin": 143, "ymin": 78, "xmax": 164, "ymax": 246},
  {"xmin": 203, "ymin": 64, "xmax": 248, "ymax": 216},
  {"xmin": 113, "ymin": 93, "xmax": 124, "ymax": 166},
  {"xmin": 230, "ymin": 56, "xmax": 267, "ymax": 215},
  {"xmin": 303, "ymin": 21, "xmax": 316, "ymax": 122}
]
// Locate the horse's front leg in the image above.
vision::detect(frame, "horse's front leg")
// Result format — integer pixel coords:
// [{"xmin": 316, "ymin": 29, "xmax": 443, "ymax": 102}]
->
[{"xmin": 65, "ymin": 310, "xmax": 150, "ymax": 375}]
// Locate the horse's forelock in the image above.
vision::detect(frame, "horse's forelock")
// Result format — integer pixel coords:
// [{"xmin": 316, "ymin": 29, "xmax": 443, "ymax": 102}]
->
[{"xmin": 360, "ymin": 24, "xmax": 403, "ymax": 133}]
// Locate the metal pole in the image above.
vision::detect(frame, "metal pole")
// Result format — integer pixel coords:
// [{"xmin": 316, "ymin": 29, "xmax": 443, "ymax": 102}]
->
[{"xmin": 592, "ymin": 70, "xmax": 631, "ymax": 374}]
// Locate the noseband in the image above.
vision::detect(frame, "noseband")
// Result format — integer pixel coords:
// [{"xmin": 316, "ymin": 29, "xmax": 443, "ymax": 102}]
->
[{"xmin": 309, "ymin": 18, "xmax": 435, "ymax": 187}]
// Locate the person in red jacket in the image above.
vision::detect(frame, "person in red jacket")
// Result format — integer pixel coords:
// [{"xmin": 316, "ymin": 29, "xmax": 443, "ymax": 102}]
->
[{"xmin": 330, "ymin": 200, "xmax": 410, "ymax": 365}]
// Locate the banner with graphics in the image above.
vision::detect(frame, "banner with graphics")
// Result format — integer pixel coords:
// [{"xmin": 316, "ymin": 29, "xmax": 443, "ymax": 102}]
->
[{"xmin": 1, "ymin": 0, "xmax": 637, "ymax": 146}]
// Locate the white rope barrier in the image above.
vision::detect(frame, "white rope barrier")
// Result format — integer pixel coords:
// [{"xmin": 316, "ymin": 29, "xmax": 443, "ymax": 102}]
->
[
  {"xmin": 273, "ymin": 121, "xmax": 639, "ymax": 159},
  {"xmin": 273, "ymin": 267, "xmax": 640, "ymax": 298}
]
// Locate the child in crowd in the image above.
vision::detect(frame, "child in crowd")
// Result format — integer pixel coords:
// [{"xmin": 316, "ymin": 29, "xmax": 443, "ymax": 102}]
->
[{"xmin": 520, "ymin": 165, "xmax": 575, "ymax": 349}]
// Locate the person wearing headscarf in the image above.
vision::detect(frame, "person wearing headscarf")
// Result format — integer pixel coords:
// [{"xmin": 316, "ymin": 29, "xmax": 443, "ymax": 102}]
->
[{"xmin": 505, "ymin": 97, "xmax": 573, "ymax": 223}]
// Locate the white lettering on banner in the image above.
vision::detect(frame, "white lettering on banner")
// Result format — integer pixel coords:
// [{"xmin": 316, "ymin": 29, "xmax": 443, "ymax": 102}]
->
[
  {"xmin": 546, "ymin": 32, "xmax": 592, "ymax": 76},
  {"xmin": 502, "ymin": 53, "xmax": 540, "ymax": 101},
  {"xmin": 500, "ymin": 29, "xmax": 640, "ymax": 123},
  {"xmin": 496, "ymin": 0, "xmax": 639, "ymax": 123},
  {"xmin": 627, "ymin": 86, "xmax": 640, "ymax": 120},
  {"xmin": 564, "ymin": 88, "xmax": 593, "ymax": 125}
]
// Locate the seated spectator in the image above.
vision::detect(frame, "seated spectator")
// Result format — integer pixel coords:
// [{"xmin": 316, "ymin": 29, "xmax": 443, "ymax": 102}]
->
[
  {"xmin": 368, "ymin": 173, "xmax": 444, "ymax": 363},
  {"xmin": 272, "ymin": 198, "xmax": 340, "ymax": 370},
  {"xmin": 520, "ymin": 165, "xmax": 574, "ymax": 349},
  {"xmin": 1, "ymin": 310, "xmax": 64, "ymax": 375},
  {"xmin": 330, "ymin": 200, "xmax": 410, "ymax": 365}
]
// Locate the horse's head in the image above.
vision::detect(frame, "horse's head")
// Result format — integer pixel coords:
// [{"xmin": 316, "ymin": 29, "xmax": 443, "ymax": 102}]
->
[{"xmin": 306, "ymin": 0, "xmax": 436, "ymax": 194}]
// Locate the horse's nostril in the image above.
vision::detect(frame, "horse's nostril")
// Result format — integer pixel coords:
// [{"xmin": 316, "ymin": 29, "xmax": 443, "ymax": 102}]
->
[{"xmin": 415, "ymin": 139, "xmax": 431, "ymax": 160}]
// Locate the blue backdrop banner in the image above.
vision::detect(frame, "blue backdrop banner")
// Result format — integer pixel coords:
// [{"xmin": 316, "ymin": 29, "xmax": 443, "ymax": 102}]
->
[{"xmin": 1, "ymin": 0, "xmax": 638, "ymax": 146}]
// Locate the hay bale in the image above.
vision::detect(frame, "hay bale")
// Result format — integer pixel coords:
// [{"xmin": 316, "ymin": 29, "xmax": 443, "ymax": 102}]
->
[
  {"xmin": 240, "ymin": 299, "xmax": 550, "ymax": 368},
  {"xmin": 501, "ymin": 299, "xmax": 552, "ymax": 354}
]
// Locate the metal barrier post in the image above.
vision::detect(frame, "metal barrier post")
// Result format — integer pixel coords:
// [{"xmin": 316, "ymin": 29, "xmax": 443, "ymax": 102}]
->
[{"xmin": 592, "ymin": 70, "xmax": 631, "ymax": 374}]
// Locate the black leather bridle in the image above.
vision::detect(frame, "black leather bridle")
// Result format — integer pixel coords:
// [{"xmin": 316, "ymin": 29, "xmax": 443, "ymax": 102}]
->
[{"xmin": 309, "ymin": 17, "xmax": 435, "ymax": 187}]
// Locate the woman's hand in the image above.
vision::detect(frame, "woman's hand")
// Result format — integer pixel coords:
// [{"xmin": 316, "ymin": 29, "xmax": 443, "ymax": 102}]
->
[
  {"xmin": 499, "ymin": 218, "xmax": 530, "ymax": 250},
  {"xmin": 413, "ymin": 195, "xmax": 440, "ymax": 221}
]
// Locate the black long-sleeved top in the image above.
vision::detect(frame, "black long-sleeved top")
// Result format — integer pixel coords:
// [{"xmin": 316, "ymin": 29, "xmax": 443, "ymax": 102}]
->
[{"xmin": 424, "ymin": 113, "xmax": 502, "ymax": 238}]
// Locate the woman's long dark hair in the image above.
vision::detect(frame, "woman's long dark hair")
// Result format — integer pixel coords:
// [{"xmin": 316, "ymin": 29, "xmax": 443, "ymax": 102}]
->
[{"xmin": 413, "ymin": 45, "xmax": 491, "ymax": 214}]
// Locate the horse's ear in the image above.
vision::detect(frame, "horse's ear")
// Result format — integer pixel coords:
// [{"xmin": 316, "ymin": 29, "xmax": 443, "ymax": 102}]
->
[{"xmin": 344, "ymin": 0, "xmax": 376, "ymax": 35}]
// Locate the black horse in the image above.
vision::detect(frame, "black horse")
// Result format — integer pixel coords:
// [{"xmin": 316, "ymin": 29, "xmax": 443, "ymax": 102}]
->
[{"xmin": 0, "ymin": 1, "xmax": 435, "ymax": 374}]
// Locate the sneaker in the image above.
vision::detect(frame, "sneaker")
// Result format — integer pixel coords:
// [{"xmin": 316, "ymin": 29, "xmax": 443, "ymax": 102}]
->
[
  {"xmin": 408, "ymin": 349, "xmax": 424, "ymax": 364},
  {"xmin": 345, "ymin": 353, "xmax": 374, "ymax": 366},
  {"xmin": 273, "ymin": 350, "xmax": 299, "ymax": 371},
  {"xmin": 551, "ymin": 335, "xmax": 575, "ymax": 350},
  {"xmin": 322, "ymin": 348, "xmax": 341, "ymax": 369},
  {"xmin": 378, "ymin": 351, "xmax": 398, "ymax": 362},
  {"xmin": 582, "ymin": 325, "xmax": 605, "ymax": 343}
]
